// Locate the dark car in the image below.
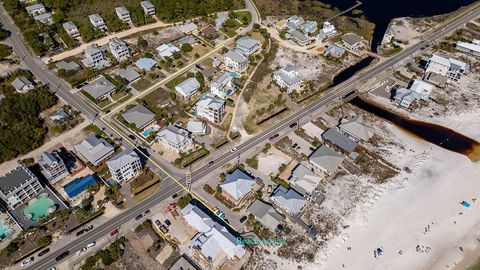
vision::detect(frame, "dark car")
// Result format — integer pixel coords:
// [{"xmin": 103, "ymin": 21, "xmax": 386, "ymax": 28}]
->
[
  {"xmin": 172, "ymin": 193, "xmax": 178, "ymax": 199},
  {"xmin": 164, "ymin": 219, "xmax": 171, "ymax": 226},
  {"xmin": 38, "ymin": 248, "xmax": 50, "ymax": 257},
  {"xmin": 128, "ymin": 135, "xmax": 136, "ymax": 141},
  {"xmin": 239, "ymin": 216, "xmax": 247, "ymax": 223},
  {"xmin": 135, "ymin": 214, "xmax": 143, "ymax": 221},
  {"xmin": 76, "ymin": 229, "xmax": 85, "ymax": 237},
  {"xmin": 55, "ymin": 251, "xmax": 70, "ymax": 261},
  {"xmin": 109, "ymin": 229, "xmax": 118, "ymax": 236},
  {"xmin": 144, "ymin": 209, "xmax": 151, "ymax": 215},
  {"xmin": 208, "ymin": 161, "xmax": 214, "ymax": 166},
  {"xmin": 289, "ymin": 122, "xmax": 298, "ymax": 128},
  {"xmin": 155, "ymin": 220, "xmax": 161, "ymax": 227}
]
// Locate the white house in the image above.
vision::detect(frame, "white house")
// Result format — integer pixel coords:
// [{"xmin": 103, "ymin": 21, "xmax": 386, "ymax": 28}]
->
[
  {"xmin": 235, "ymin": 36, "xmax": 260, "ymax": 56},
  {"xmin": 456, "ymin": 40, "xmax": 480, "ymax": 56},
  {"xmin": 108, "ymin": 38, "xmax": 130, "ymax": 61},
  {"xmin": 140, "ymin": 1, "xmax": 156, "ymax": 15},
  {"xmin": 63, "ymin": 21, "xmax": 80, "ymax": 39},
  {"xmin": 219, "ymin": 169, "xmax": 255, "ymax": 204},
  {"xmin": 89, "ymin": 14, "xmax": 107, "ymax": 31},
  {"xmin": 342, "ymin": 33, "xmax": 364, "ymax": 51},
  {"xmin": 425, "ymin": 54, "xmax": 469, "ymax": 81},
  {"xmin": 317, "ymin": 21, "xmax": 337, "ymax": 41},
  {"xmin": 210, "ymin": 72, "xmax": 234, "ymax": 99},
  {"xmin": 175, "ymin": 77, "xmax": 201, "ymax": 98},
  {"xmin": 33, "ymin": 13, "xmax": 53, "ymax": 25},
  {"xmin": 393, "ymin": 87, "xmax": 421, "ymax": 108},
  {"xmin": 270, "ymin": 185, "xmax": 307, "ymax": 215},
  {"xmin": 195, "ymin": 93, "xmax": 225, "ymax": 124},
  {"xmin": 115, "ymin": 6, "xmax": 131, "ymax": 23},
  {"xmin": 156, "ymin": 43, "xmax": 180, "ymax": 58},
  {"xmin": 156, "ymin": 125, "xmax": 193, "ymax": 153},
  {"xmin": 106, "ymin": 148, "xmax": 142, "ymax": 182},
  {"xmin": 224, "ymin": 49, "xmax": 248, "ymax": 73},
  {"xmin": 409, "ymin": 79, "xmax": 434, "ymax": 101},
  {"xmin": 273, "ymin": 64, "xmax": 303, "ymax": 93},
  {"xmin": 82, "ymin": 44, "xmax": 107, "ymax": 68},
  {"xmin": 25, "ymin": 3, "xmax": 46, "ymax": 16}
]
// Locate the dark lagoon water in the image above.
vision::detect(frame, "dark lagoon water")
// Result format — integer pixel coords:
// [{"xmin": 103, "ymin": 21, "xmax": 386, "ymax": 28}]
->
[{"xmin": 321, "ymin": 0, "xmax": 478, "ymax": 51}]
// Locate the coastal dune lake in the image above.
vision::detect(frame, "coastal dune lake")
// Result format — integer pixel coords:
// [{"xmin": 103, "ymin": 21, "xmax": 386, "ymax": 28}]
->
[{"xmin": 351, "ymin": 97, "xmax": 480, "ymax": 161}]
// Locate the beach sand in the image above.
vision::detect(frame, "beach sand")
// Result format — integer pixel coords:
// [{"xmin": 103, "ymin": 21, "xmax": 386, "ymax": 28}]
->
[{"xmin": 314, "ymin": 112, "xmax": 480, "ymax": 270}]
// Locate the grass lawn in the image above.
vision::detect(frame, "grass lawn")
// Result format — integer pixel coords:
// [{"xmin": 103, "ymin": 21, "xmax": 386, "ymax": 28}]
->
[
  {"xmin": 165, "ymin": 74, "xmax": 189, "ymax": 90},
  {"xmin": 188, "ymin": 44, "xmax": 210, "ymax": 58},
  {"xmin": 220, "ymin": 27, "xmax": 238, "ymax": 38},
  {"xmin": 132, "ymin": 78, "xmax": 153, "ymax": 92},
  {"xmin": 234, "ymin": 11, "xmax": 252, "ymax": 25},
  {"xmin": 132, "ymin": 182, "xmax": 161, "ymax": 204},
  {"xmin": 97, "ymin": 98, "xmax": 112, "ymax": 109},
  {"xmin": 112, "ymin": 91, "xmax": 129, "ymax": 101}
]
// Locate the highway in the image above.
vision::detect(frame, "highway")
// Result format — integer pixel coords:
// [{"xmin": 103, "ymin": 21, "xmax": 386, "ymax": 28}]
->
[{"xmin": 1, "ymin": 0, "xmax": 477, "ymax": 268}]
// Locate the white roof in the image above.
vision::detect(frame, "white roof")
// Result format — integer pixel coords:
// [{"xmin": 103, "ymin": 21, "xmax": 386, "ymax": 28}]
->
[
  {"xmin": 274, "ymin": 65, "xmax": 302, "ymax": 87},
  {"xmin": 220, "ymin": 169, "xmax": 255, "ymax": 201},
  {"xmin": 196, "ymin": 93, "xmax": 225, "ymax": 110},
  {"xmin": 338, "ymin": 115, "xmax": 375, "ymax": 141},
  {"xmin": 156, "ymin": 125, "xmax": 190, "ymax": 145},
  {"xmin": 302, "ymin": 122, "xmax": 324, "ymax": 139},
  {"xmin": 271, "ymin": 185, "xmax": 307, "ymax": 214},
  {"xmin": 224, "ymin": 49, "xmax": 247, "ymax": 63},
  {"xmin": 457, "ymin": 41, "xmax": 480, "ymax": 53},
  {"xmin": 410, "ymin": 79, "xmax": 434, "ymax": 95},
  {"xmin": 106, "ymin": 148, "xmax": 139, "ymax": 171},
  {"xmin": 74, "ymin": 135, "xmax": 114, "ymax": 164},
  {"xmin": 182, "ymin": 204, "xmax": 215, "ymax": 232},
  {"xmin": 175, "ymin": 77, "xmax": 200, "ymax": 97},
  {"xmin": 156, "ymin": 43, "xmax": 180, "ymax": 58},
  {"xmin": 289, "ymin": 164, "xmax": 321, "ymax": 195},
  {"xmin": 429, "ymin": 54, "xmax": 468, "ymax": 71},
  {"xmin": 187, "ymin": 121, "xmax": 206, "ymax": 133}
]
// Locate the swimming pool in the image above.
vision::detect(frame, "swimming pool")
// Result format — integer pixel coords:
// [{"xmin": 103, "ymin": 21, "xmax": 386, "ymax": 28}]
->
[
  {"xmin": 0, "ymin": 218, "xmax": 13, "ymax": 239},
  {"xmin": 22, "ymin": 193, "xmax": 56, "ymax": 221},
  {"xmin": 229, "ymin": 71, "xmax": 240, "ymax": 78},
  {"xmin": 143, "ymin": 127, "xmax": 153, "ymax": 137}
]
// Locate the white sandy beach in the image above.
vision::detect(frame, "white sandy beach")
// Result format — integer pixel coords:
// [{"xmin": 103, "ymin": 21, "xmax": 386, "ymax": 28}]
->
[{"xmin": 312, "ymin": 111, "xmax": 480, "ymax": 270}]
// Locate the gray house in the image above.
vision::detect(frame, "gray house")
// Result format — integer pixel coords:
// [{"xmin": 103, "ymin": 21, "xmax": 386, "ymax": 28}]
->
[
  {"xmin": 82, "ymin": 76, "xmax": 117, "ymax": 101},
  {"xmin": 321, "ymin": 128, "xmax": 358, "ymax": 154},
  {"xmin": 309, "ymin": 145, "xmax": 344, "ymax": 175},
  {"xmin": 0, "ymin": 166, "xmax": 44, "ymax": 210},
  {"xmin": 270, "ymin": 185, "xmax": 307, "ymax": 215},
  {"xmin": 247, "ymin": 199, "xmax": 284, "ymax": 231},
  {"xmin": 236, "ymin": 36, "xmax": 260, "ymax": 56},
  {"xmin": 38, "ymin": 151, "xmax": 69, "ymax": 184},
  {"xmin": 175, "ymin": 77, "xmax": 200, "ymax": 98},
  {"xmin": 122, "ymin": 104, "xmax": 155, "ymax": 130},
  {"xmin": 107, "ymin": 148, "xmax": 142, "ymax": 182},
  {"xmin": 74, "ymin": 135, "xmax": 115, "ymax": 166},
  {"xmin": 11, "ymin": 77, "xmax": 35, "ymax": 93},
  {"xmin": 116, "ymin": 68, "xmax": 140, "ymax": 83}
]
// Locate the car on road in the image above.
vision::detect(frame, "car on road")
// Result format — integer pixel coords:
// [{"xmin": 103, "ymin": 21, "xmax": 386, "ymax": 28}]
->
[
  {"xmin": 76, "ymin": 247, "xmax": 87, "ymax": 256},
  {"xmin": 55, "ymin": 251, "xmax": 70, "ymax": 261},
  {"xmin": 110, "ymin": 229, "xmax": 118, "ymax": 236},
  {"xmin": 292, "ymin": 143, "xmax": 298, "ymax": 148},
  {"xmin": 38, "ymin": 248, "xmax": 50, "ymax": 257},
  {"xmin": 135, "ymin": 214, "xmax": 143, "ymax": 221},
  {"xmin": 21, "ymin": 257, "xmax": 34, "ymax": 267},
  {"xmin": 230, "ymin": 147, "xmax": 237, "ymax": 152},
  {"xmin": 49, "ymin": 267, "xmax": 56, "ymax": 270},
  {"xmin": 239, "ymin": 216, "xmax": 247, "ymax": 223},
  {"xmin": 289, "ymin": 123, "xmax": 297, "ymax": 128},
  {"xmin": 155, "ymin": 220, "xmax": 162, "ymax": 227},
  {"xmin": 172, "ymin": 193, "xmax": 178, "ymax": 199},
  {"xmin": 76, "ymin": 229, "xmax": 85, "ymax": 237},
  {"xmin": 164, "ymin": 219, "xmax": 171, "ymax": 226},
  {"xmin": 208, "ymin": 161, "xmax": 214, "ymax": 166},
  {"xmin": 128, "ymin": 135, "xmax": 136, "ymax": 140},
  {"xmin": 269, "ymin": 134, "xmax": 279, "ymax": 140},
  {"xmin": 87, "ymin": 241, "xmax": 96, "ymax": 248}
]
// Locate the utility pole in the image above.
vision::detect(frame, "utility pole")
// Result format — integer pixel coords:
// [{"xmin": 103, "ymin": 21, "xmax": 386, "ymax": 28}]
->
[{"xmin": 186, "ymin": 166, "xmax": 192, "ymax": 190}]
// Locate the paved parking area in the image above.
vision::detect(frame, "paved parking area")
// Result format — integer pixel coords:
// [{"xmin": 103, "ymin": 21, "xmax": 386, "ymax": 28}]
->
[{"xmin": 289, "ymin": 133, "xmax": 314, "ymax": 157}]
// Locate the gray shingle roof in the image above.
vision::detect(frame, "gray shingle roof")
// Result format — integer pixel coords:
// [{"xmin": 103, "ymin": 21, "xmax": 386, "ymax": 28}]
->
[
  {"xmin": 342, "ymin": 33, "xmax": 362, "ymax": 46},
  {"xmin": 196, "ymin": 93, "xmax": 225, "ymax": 110},
  {"xmin": 274, "ymin": 65, "xmax": 302, "ymax": 87},
  {"xmin": 247, "ymin": 199, "xmax": 283, "ymax": 231},
  {"xmin": 62, "ymin": 21, "xmax": 77, "ymax": 31},
  {"xmin": 175, "ymin": 77, "xmax": 200, "ymax": 97},
  {"xmin": 116, "ymin": 68, "xmax": 140, "ymax": 83},
  {"xmin": 289, "ymin": 164, "xmax": 321, "ymax": 195},
  {"xmin": 0, "ymin": 166, "xmax": 38, "ymax": 194},
  {"xmin": 309, "ymin": 145, "xmax": 344, "ymax": 173},
  {"xmin": 157, "ymin": 125, "xmax": 190, "ymax": 145},
  {"xmin": 271, "ymin": 185, "xmax": 307, "ymax": 215},
  {"xmin": 122, "ymin": 105, "xmax": 155, "ymax": 129},
  {"xmin": 321, "ymin": 128, "xmax": 358, "ymax": 153},
  {"xmin": 56, "ymin": 60, "xmax": 80, "ymax": 71},
  {"xmin": 11, "ymin": 77, "xmax": 34, "ymax": 91},
  {"xmin": 236, "ymin": 36, "xmax": 260, "ymax": 53},
  {"xmin": 74, "ymin": 135, "xmax": 114, "ymax": 165},
  {"xmin": 178, "ymin": 36, "xmax": 196, "ymax": 45},
  {"xmin": 224, "ymin": 49, "xmax": 247, "ymax": 63},
  {"xmin": 220, "ymin": 169, "xmax": 255, "ymax": 201},
  {"xmin": 82, "ymin": 76, "xmax": 117, "ymax": 99},
  {"xmin": 115, "ymin": 6, "xmax": 129, "ymax": 16}
]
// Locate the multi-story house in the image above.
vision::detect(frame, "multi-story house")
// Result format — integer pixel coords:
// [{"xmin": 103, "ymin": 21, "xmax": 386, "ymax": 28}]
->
[
  {"xmin": 83, "ymin": 44, "xmax": 107, "ymax": 68},
  {"xmin": 89, "ymin": 14, "xmax": 107, "ymax": 31},
  {"xmin": 273, "ymin": 64, "xmax": 303, "ymax": 93},
  {"xmin": 0, "ymin": 166, "xmax": 44, "ymax": 210},
  {"xmin": 140, "ymin": 1, "xmax": 156, "ymax": 15},
  {"xmin": 38, "ymin": 151, "xmax": 69, "ymax": 184},
  {"xmin": 210, "ymin": 72, "xmax": 234, "ymax": 99},
  {"xmin": 115, "ymin": 6, "xmax": 131, "ymax": 23},
  {"xmin": 108, "ymin": 38, "xmax": 130, "ymax": 62},
  {"xmin": 63, "ymin": 21, "xmax": 80, "ymax": 39},
  {"xmin": 235, "ymin": 36, "xmax": 260, "ymax": 56},
  {"xmin": 106, "ymin": 148, "xmax": 142, "ymax": 182},
  {"xmin": 195, "ymin": 93, "xmax": 225, "ymax": 124},
  {"xmin": 224, "ymin": 49, "xmax": 248, "ymax": 73},
  {"xmin": 156, "ymin": 125, "xmax": 193, "ymax": 153},
  {"xmin": 425, "ymin": 54, "xmax": 469, "ymax": 81}
]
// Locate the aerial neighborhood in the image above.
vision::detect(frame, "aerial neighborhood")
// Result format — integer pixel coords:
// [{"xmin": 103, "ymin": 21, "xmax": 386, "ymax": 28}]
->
[{"xmin": 0, "ymin": 0, "xmax": 479, "ymax": 270}]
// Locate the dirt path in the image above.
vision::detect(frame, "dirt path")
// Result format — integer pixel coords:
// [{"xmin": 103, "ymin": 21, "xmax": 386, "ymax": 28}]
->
[
  {"xmin": 45, "ymin": 20, "xmax": 172, "ymax": 63},
  {"xmin": 0, "ymin": 119, "xmax": 88, "ymax": 173}
]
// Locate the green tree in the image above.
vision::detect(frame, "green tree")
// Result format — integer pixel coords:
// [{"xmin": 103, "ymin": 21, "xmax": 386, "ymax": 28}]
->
[
  {"xmin": 37, "ymin": 235, "xmax": 52, "ymax": 247},
  {"xmin": 181, "ymin": 43, "xmax": 193, "ymax": 52},
  {"xmin": 0, "ymin": 44, "xmax": 12, "ymax": 58}
]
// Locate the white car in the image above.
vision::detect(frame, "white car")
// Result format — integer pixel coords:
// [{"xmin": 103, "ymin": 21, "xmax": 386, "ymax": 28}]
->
[
  {"xmin": 21, "ymin": 257, "xmax": 34, "ymax": 267},
  {"xmin": 230, "ymin": 147, "xmax": 237, "ymax": 152},
  {"xmin": 86, "ymin": 241, "xmax": 96, "ymax": 248},
  {"xmin": 76, "ymin": 247, "xmax": 87, "ymax": 256}
]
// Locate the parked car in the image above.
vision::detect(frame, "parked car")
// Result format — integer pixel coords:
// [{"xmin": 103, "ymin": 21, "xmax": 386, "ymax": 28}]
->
[
  {"xmin": 144, "ymin": 209, "xmax": 151, "ymax": 215},
  {"xmin": 289, "ymin": 122, "xmax": 297, "ymax": 128},
  {"xmin": 109, "ymin": 229, "xmax": 118, "ymax": 236},
  {"xmin": 135, "ymin": 214, "xmax": 143, "ymax": 221},
  {"xmin": 164, "ymin": 219, "xmax": 171, "ymax": 226},
  {"xmin": 21, "ymin": 257, "xmax": 34, "ymax": 267},
  {"xmin": 86, "ymin": 241, "xmax": 96, "ymax": 248},
  {"xmin": 159, "ymin": 225, "xmax": 169, "ymax": 234},
  {"xmin": 239, "ymin": 216, "xmax": 247, "ymax": 223},
  {"xmin": 85, "ymin": 225, "xmax": 93, "ymax": 231},
  {"xmin": 49, "ymin": 267, "xmax": 57, "ymax": 270},
  {"xmin": 208, "ymin": 161, "xmax": 214, "ymax": 166},
  {"xmin": 38, "ymin": 248, "xmax": 50, "ymax": 257},
  {"xmin": 230, "ymin": 147, "xmax": 238, "ymax": 152},
  {"xmin": 155, "ymin": 220, "xmax": 162, "ymax": 227},
  {"xmin": 76, "ymin": 247, "xmax": 87, "ymax": 256},
  {"xmin": 55, "ymin": 251, "xmax": 70, "ymax": 261},
  {"xmin": 267, "ymin": 185, "xmax": 273, "ymax": 193},
  {"xmin": 292, "ymin": 143, "xmax": 298, "ymax": 148},
  {"xmin": 172, "ymin": 193, "xmax": 178, "ymax": 199},
  {"xmin": 76, "ymin": 229, "xmax": 85, "ymax": 237}
]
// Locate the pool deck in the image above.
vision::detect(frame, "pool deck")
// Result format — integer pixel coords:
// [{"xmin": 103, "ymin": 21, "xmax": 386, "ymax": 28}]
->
[
  {"xmin": 0, "ymin": 211, "xmax": 21, "ymax": 250},
  {"xmin": 10, "ymin": 187, "xmax": 68, "ymax": 229}
]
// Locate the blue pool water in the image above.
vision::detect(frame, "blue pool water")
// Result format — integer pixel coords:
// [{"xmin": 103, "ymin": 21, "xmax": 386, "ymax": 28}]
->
[
  {"xmin": 143, "ymin": 128, "xmax": 154, "ymax": 137},
  {"xmin": 0, "ymin": 218, "xmax": 12, "ymax": 239},
  {"xmin": 226, "ymin": 89, "xmax": 233, "ymax": 95},
  {"xmin": 229, "ymin": 71, "xmax": 240, "ymax": 78}
]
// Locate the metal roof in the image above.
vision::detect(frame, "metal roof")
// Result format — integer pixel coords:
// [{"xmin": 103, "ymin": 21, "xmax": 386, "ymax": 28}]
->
[
  {"xmin": 321, "ymin": 128, "xmax": 358, "ymax": 153},
  {"xmin": 122, "ymin": 104, "xmax": 155, "ymax": 129}
]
